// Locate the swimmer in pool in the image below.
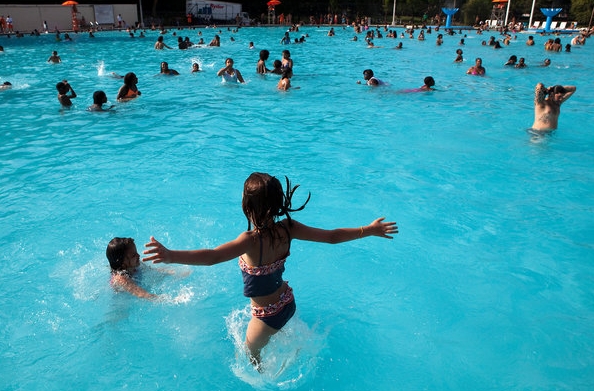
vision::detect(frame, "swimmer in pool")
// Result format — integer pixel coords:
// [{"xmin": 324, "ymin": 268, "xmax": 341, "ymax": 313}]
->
[
  {"xmin": 256, "ymin": 49, "xmax": 270, "ymax": 74},
  {"xmin": 160, "ymin": 61, "xmax": 180, "ymax": 76},
  {"xmin": 277, "ymin": 70, "xmax": 293, "ymax": 90},
  {"xmin": 217, "ymin": 58, "xmax": 245, "ymax": 83},
  {"xmin": 504, "ymin": 55, "xmax": 517, "ymax": 66},
  {"xmin": 526, "ymin": 35, "xmax": 535, "ymax": 46},
  {"xmin": 281, "ymin": 50, "xmax": 293, "ymax": 78},
  {"xmin": 191, "ymin": 62, "xmax": 200, "ymax": 73},
  {"xmin": 143, "ymin": 173, "xmax": 398, "ymax": 366},
  {"xmin": 56, "ymin": 80, "xmax": 77, "ymax": 107},
  {"xmin": 154, "ymin": 35, "xmax": 172, "ymax": 49},
  {"xmin": 208, "ymin": 35, "xmax": 221, "ymax": 47},
  {"xmin": 515, "ymin": 57, "xmax": 526, "ymax": 68},
  {"xmin": 47, "ymin": 50, "xmax": 61, "ymax": 63},
  {"xmin": 540, "ymin": 58, "xmax": 551, "ymax": 67},
  {"xmin": 357, "ymin": 69, "xmax": 384, "ymax": 86},
  {"xmin": 532, "ymin": 83, "xmax": 576, "ymax": 132},
  {"xmin": 466, "ymin": 58, "xmax": 485, "ymax": 75},
  {"xmin": 0, "ymin": 81, "xmax": 12, "ymax": 90},
  {"xmin": 454, "ymin": 48, "xmax": 463, "ymax": 62},
  {"xmin": 107, "ymin": 238, "xmax": 161, "ymax": 300},
  {"xmin": 419, "ymin": 76, "xmax": 435, "ymax": 90},
  {"xmin": 88, "ymin": 90, "xmax": 114, "ymax": 111},
  {"xmin": 116, "ymin": 72, "xmax": 141, "ymax": 100},
  {"xmin": 270, "ymin": 59, "xmax": 283, "ymax": 75}
]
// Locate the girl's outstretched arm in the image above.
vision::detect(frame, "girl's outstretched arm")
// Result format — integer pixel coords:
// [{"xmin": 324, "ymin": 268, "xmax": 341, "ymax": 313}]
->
[
  {"xmin": 112, "ymin": 273, "xmax": 159, "ymax": 300},
  {"xmin": 143, "ymin": 232, "xmax": 252, "ymax": 266},
  {"xmin": 289, "ymin": 217, "xmax": 398, "ymax": 244}
]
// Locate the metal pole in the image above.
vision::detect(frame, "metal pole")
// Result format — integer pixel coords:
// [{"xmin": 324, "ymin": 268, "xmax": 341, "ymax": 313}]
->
[
  {"xmin": 589, "ymin": 3, "xmax": 594, "ymax": 30},
  {"xmin": 139, "ymin": 0, "xmax": 144, "ymax": 28},
  {"xmin": 528, "ymin": 0, "xmax": 536, "ymax": 28},
  {"xmin": 504, "ymin": 0, "xmax": 510, "ymax": 26},
  {"xmin": 391, "ymin": 0, "xmax": 397, "ymax": 26}
]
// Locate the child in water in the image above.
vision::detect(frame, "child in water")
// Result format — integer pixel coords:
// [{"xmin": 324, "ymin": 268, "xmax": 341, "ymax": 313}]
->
[
  {"xmin": 88, "ymin": 90, "xmax": 114, "ymax": 111},
  {"xmin": 143, "ymin": 172, "xmax": 398, "ymax": 366},
  {"xmin": 56, "ymin": 80, "xmax": 77, "ymax": 107},
  {"xmin": 107, "ymin": 237, "xmax": 160, "ymax": 299}
]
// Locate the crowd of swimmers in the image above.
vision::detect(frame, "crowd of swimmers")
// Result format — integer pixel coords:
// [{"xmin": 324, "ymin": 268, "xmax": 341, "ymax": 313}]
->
[
  {"xmin": 3, "ymin": 17, "xmax": 586, "ymax": 369},
  {"xmin": 1, "ymin": 21, "xmax": 586, "ymax": 125}
]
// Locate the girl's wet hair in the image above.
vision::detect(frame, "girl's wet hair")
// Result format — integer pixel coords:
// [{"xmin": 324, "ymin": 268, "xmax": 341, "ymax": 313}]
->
[
  {"xmin": 124, "ymin": 72, "xmax": 136, "ymax": 85},
  {"xmin": 106, "ymin": 237, "xmax": 134, "ymax": 271},
  {"xmin": 242, "ymin": 173, "xmax": 310, "ymax": 234}
]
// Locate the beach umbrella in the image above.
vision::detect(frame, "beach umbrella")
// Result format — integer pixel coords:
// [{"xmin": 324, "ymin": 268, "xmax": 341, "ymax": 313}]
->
[
  {"xmin": 267, "ymin": 0, "xmax": 281, "ymax": 6},
  {"xmin": 61, "ymin": 0, "xmax": 80, "ymax": 32}
]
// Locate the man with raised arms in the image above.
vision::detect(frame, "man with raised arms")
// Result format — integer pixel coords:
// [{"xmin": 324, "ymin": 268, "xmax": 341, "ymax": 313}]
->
[{"xmin": 532, "ymin": 83, "xmax": 576, "ymax": 131}]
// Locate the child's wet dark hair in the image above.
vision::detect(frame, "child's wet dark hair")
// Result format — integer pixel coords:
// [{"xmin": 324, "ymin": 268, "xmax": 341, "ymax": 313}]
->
[
  {"xmin": 242, "ymin": 173, "xmax": 310, "ymax": 234},
  {"xmin": 106, "ymin": 237, "xmax": 134, "ymax": 271}
]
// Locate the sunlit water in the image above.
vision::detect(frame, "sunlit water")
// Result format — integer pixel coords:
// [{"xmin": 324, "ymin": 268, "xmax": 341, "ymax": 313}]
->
[{"xmin": 1, "ymin": 26, "xmax": 593, "ymax": 390}]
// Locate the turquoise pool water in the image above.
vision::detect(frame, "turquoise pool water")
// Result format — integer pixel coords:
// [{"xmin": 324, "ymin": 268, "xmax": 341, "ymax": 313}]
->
[{"xmin": 1, "ymin": 26, "xmax": 593, "ymax": 390}]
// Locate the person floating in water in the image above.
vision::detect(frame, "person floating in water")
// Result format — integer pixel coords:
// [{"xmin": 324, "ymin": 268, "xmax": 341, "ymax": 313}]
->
[
  {"xmin": 143, "ymin": 173, "xmax": 398, "ymax": 366},
  {"xmin": 532, "ymin": 83, "xmax": 576, "ymax": 132},
  {"xmin": 419, "ymin": 76, "xmax": 435, "ymax": 90}
]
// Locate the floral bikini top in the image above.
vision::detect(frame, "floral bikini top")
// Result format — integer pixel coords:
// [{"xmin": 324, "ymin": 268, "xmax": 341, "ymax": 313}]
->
[{"xmin": 239, "ymin": 223, "xmax": 290, "ymax": 297}]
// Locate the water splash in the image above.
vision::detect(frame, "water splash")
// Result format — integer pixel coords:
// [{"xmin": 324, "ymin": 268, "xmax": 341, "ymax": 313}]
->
[
  {"xmin": 96, "ymin": 60, "xmax": 105, "ymax": 76},
  {"xmin": 225, "ymin": 306, "xmax": 326, "ymax": 389}
]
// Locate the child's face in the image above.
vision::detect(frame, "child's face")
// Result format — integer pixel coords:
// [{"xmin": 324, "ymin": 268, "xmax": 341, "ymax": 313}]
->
[{"xmin": 122, "ymin": 243, "xmax": 140, "ymax": 271}]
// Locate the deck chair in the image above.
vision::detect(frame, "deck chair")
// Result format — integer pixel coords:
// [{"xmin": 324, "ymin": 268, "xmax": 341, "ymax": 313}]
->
[
  {"xmin": 557, "ymin": 21, "xmax": 567, "ymax": 30},
  {"xmin": 550, "ymin": 21, "xmax": 558, "ymax": 29},
  {"xmin": 531, "ymin": 21, "xmax": 540, "ymax": 29}
]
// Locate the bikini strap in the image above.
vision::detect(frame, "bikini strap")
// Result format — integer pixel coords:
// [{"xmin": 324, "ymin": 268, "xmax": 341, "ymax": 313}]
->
[{"xmin": 278, "ymin": 221, "xmax": 291, "ymax": 254}]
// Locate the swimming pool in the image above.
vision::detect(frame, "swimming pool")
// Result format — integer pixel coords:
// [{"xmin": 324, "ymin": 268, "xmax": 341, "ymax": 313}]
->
[{"xmin": 1, "ymin": 26, "xmax": 593, "ymax": 390}]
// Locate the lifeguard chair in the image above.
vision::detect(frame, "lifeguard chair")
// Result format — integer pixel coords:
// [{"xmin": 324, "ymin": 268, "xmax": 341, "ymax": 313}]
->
[{"xmin": 490, "ymin": 0, "xmax": 508, "ymax": 27}]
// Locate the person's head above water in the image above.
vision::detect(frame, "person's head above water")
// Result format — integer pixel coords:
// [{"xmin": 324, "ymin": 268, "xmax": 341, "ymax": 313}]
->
[
  {"xmin": 106, "ymin": 237, "xmax": 138, "ymax": 272},
  {"xmin": 241, "ymin": 173, "xmax": 310, "ymax": 231},
  {"xmin": 123, "ymin": 72, "xmax": 137, "ymax": 85},
  {"xmin": 259, "ymin": 49, "xmax": 269, "ymax": 61},
  {"xmin": 424, "ymin": 76, "xmax": 435, "ymax": 87},
  {"xmin": 93, "ymin": 90, "xmax": 107, "ymax": 104}
]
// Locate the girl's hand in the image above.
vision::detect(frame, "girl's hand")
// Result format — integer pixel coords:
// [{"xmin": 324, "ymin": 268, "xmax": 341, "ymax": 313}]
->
[
  {"xmin": 143, "ymin": 236, "xmax": 171, "ymax": 263},
  {"xmin": 368, "ymin": 217, "xmax": 398, "ymax": 239}
]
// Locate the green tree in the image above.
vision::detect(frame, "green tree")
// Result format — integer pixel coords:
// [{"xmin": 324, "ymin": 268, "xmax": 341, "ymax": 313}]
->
[
  {"xmin": 462, "ymin": 0, "xmax": 494, "ymax": 24},
  {"xmin": 570, "ymin": 0, "xmax": 594, "ymax": 24}
]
